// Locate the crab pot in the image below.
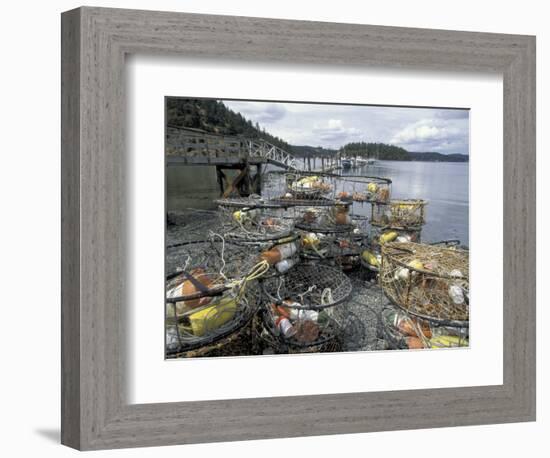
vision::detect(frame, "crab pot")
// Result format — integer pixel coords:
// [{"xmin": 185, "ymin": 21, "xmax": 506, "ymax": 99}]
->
[
  {"xmin": 259, "ymin": 263, "xmax": 354, "ymax": 350},
  {"xmin": 291, "ymin": 203, "xmax": 363, "ymax": 234},
  {"xmin": 370, "ymin": 225, "xmax": 423, "ymax": 249},
  {"xmin": 165, "ymin": 280, "xmax": 261, "ymax": 356},
  {"xmin": 260, "ymin": 306, "xmax": 342, "ymax": 351},
  {"xmin": 293, "ymin": 207, "xmax": 367, "ymax": 270},
  {"xmin": 360, "ymin": 226, "xmax": 421, "ymax": 275},
  {"xmin": 379, "ymin": 242, "xmax": 469, "ymax": 324},
  {"xmin": 166, "ymin": 239, "xmax": 264, "ymax": 284},
  {"xmin": 334, "ymin": 175, "xmax": 392, "ymax": 204},
  {"xmin": 167, "ymin": 317, "xmax": 260, "ymax": 358},
  {"xmin": 371, "ymin": 199, "xmax": 427, "ymax": 228},
  {"xmin": 216, "ymin": 204, "xmax": 296, "ymax": 246},
  {"xmin": 300, "ymin": 232, "xmax": 366, "ymax": 270},
  {"xmin": 285, "ymin": 172, "xmax": 335, "ymax": 199},
  {"xmin": 378, "ymin": 306, "xmax": 469, "ymax": 350}
]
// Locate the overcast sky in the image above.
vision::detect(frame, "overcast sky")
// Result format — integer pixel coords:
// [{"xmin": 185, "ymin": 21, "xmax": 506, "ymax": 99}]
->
[{"xmin": 223, "ymin": 100, "xmax": 469, "ymax": 155}]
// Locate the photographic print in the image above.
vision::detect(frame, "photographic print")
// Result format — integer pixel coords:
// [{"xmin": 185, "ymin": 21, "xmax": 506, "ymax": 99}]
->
[{"xmin": 165, "ymin": 98, "xmax": 470, "ymax": 358}]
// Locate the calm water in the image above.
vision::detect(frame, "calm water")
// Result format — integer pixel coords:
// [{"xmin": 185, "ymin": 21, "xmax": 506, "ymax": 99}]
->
[
  {"xmin": 341, "ymin": 161, "xmax": 469, "ymax": 247},
  {"xmin": 167, "ymin": 160, "xmax": 469, "ymax": 247}
]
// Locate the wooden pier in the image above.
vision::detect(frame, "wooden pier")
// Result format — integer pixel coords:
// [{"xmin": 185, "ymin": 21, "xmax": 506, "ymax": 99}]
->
[{"xmin": 167, "ymin": 126, "xmax": 299, "ymax": 197}]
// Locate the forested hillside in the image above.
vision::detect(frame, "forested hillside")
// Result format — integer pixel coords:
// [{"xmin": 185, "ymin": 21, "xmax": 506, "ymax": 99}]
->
[
  {"xmin": 166, "ymin": 98, "xmax": 292, "ymax": 151},
  {"xmin": 340, "ymin": 142, "xmax": 410, "ymax": 161}
]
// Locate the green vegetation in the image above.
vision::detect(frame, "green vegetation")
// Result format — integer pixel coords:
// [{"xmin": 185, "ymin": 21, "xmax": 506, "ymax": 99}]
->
[
  {"xmin": 407, "ymin": 152, "xmax": 469, "ymax": 162},
  {"xmin": 166, "ymin": 98, "xmax": 468, "ymax": 162},
  {"xmin": 340, "ymin": 142, "xmax": 410, "ymax": 161},
  {"xmin": 340, "ymin": 143, "xmax": 468, "ymax": 162},
  {"xmin": 166, "ymin": 98, "xmax": 292, "ymax": 151},
  {"xmin": 291, "ymin": 145, "xmax": 338, "ymax": 157}
]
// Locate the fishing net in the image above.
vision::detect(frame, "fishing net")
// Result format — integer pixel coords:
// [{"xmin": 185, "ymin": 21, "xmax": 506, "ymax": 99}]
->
[
  {"xmin": 334, "ymin": 175, "xmax": 392, "ymax": 204},
  {"xmin": 371, "ymin": 199, "xmax": 427, "ymax": 228},
  {"xmin": 380, "ymin": 242, "xmax": 469, "ymax": 324}
]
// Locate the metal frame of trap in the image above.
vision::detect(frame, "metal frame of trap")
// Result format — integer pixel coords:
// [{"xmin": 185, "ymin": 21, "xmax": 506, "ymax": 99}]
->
[
  {"xmin": 379, "ymin": 242, "xmax": 470, "ymax": 327},
  {"xmin": 258, "ymin": 263, "xmax": 354, "ymax": 351},
  {"xmin": 333, "ymin": 174, "xmax": 392, "ymax": 204},
  {"xmin": 165, "ymin": 238, "xmax": 266, "ymax": 356}
]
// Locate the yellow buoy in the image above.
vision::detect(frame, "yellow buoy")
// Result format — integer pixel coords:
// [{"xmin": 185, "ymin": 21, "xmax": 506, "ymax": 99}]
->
[
  {"xmin": 367, "ymin": 182, "xmax": 379, "ymax": 193},
  {"xmin": 232, "ymin": 210, "xmax": 242, "ymax": 222},
  {"xmin": 407, "ymin": 259, "xmax": 424, "ymax": 271},
  {"xmin": 379, "ymin": 231, "xmax": 398, "ymax": 244},
  {"xmin": 429, "ymin": 335, "xmax": 469, "ymax": 348},
  {"xmin": 188, "ymin": 296, "xmax": 237, "ymax": 337},
  {"xmin": 302, "ymin": 233, "xmax": 320, "ymax": 248},
  {"xmin": 361, "ymin": 250, "xmax": 379, "ymax": 267}
]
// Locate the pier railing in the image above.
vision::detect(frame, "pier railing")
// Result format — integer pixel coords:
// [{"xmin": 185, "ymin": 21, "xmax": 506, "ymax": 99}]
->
[
  {"xmin": 166, "ymin": 126, "xmax": 298, "ymax": 170},
  {"xmin": 245, "ymin": 139, "xmax": 298, "ymax": 170}
]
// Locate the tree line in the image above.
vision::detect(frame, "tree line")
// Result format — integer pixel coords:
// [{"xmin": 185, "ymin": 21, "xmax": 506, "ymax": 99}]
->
[{"xmin": 166, "ymin": 98, "xmax": 468, "ymax": 162}]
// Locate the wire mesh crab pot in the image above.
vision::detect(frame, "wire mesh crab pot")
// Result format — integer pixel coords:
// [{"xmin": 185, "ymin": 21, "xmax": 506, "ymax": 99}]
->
[
  {"xmin": 295, "ymin": 209, "xmax": 368, "ymax": 270},
  {"xmin": 259, "ymin": 263, "xmax": 354, "ymax": 349},
  {"xmin": 371, "ymin": 199, "xmax": 427, "ymax": 229},
  {"xmin": 301, "ymin": 234, "xmax": 365, "ymax": 261},
  {"xmin": 430, "ymin": 239, "xmax": 463, "ymax": 249},
  {"xmin": 165, "ymin": 237, "xmax": 271, "ymax": 356},
  {"xmin": 334, "ymin": 175, "xmax": 392, "ymax": 204},
  {"xmin": 216, "ymin": 205, "xmax": 296, "ymax": 246},
  {"xmin": 292, "ymin": 203, "xmax": 361, "ymax": 234},
  {"xmin": 165, "ymin": 276, "xmax": 263, "ymax": 356},
  {"xmin": 285, "ymin": 172, "xmax": 335, "ymax": 199},
  {"xmin": 377, "ymin": 305, "xmax": 469, "ymax": 350},
  {"xmin": 360, "ymin": 226, "xmax": 421, "ymax": 275},
  {"xmin": 379, "ymin": 242, "xmax": 469, "ymax": 325},
  {"xmin": 370, "ymin": 225, "xmax": 423, "ymax": 249},
  {"xmin": 166, "ymin": 239, "xmax": 262, "ymax": 280},
  {"xmin": 167, "ymin": 311, "xmax": 260, "ymax": 358}
]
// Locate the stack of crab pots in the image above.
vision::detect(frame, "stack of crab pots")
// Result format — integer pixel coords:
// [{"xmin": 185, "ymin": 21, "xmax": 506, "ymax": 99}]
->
[{"xmin": 361, "ymin": 199, "xmax": 427, "ymax": 275}]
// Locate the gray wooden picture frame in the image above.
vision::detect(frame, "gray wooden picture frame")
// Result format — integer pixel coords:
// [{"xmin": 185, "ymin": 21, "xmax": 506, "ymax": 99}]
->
[{"xmin": 61, "ymin": 6, "xmax": 536, "ymax": 451}]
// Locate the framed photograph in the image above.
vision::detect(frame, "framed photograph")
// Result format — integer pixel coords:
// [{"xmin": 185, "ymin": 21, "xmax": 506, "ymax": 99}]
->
[{"xmin": 61, "ymin": 7, "xmax": 536, "ymax": 450}]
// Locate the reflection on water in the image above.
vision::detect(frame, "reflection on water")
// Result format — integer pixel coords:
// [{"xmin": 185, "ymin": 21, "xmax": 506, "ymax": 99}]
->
[{"xmin": 167, "ymin": 160, "xmax": 469, "ymax": 247}]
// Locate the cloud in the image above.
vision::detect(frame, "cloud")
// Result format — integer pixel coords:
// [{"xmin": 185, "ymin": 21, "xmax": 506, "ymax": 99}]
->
[
  {"xmin": 435, "ymin": 109, "xmax": 470, "ymax": 120},
  {"xmin": 223, "ymin": 100, "xmax": 469, "ymax": 154},
  {"xmin": 392, "ymin": 120, "xmax": 459, "ymax": 143},
  {"xmin": 311, "ymin": 119, "xmax": 362, "ymax": 145},
  {"xmin": 390, "ymin": 117, "xmax": 468, "ymax": 154}
]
